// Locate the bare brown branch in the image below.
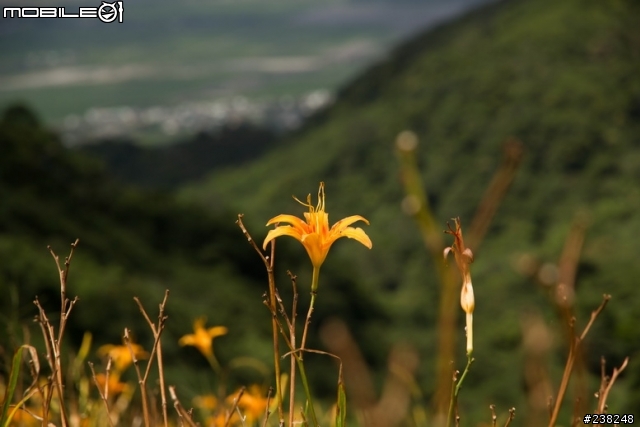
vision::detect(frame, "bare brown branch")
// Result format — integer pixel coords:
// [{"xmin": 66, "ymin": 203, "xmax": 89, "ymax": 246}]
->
[
  {"xmin": 88, "ymin": 361, "xmax": 116, "ymax": 427},
  {"xmin": 169, "ymin": 386, "xmax": 198, "ymax": 427},
  {"xmin": 237, "ymin": 214, "xmax": 284, "ymax": 423},
  {"xmin": 224, "ymin": 386, "xmax": 246, "ymax": 427}
]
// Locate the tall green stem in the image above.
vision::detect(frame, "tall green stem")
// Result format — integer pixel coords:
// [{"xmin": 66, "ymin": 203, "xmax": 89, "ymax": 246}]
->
[
  {"xmin": 300, "ymin": 267, "xmax": 319, "ymax": 352},
  {"xmin": 296, "ymin": 356, "xmax": 319, "ymax": 426},
  {"xmin": 296, "ymin": 266, "xmax": 320, "ymax": 426},
  {"xmin": 446, "ymin": 352, "xmax": 474, "ymax": 427}
]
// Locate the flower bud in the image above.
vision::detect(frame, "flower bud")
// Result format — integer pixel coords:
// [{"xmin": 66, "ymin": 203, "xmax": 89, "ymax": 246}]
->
[{"xmin": 460, "ymin": 279, "xmax": 475, "ymax": 314}]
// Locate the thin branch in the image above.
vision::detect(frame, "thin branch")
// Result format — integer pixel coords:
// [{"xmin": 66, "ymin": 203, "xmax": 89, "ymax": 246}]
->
[
  {"xmin": 88, "ymin": 361, "xmax": 116, "ymax": 427},
  {"xmin": 237, "ymin": 214, "xmax": 271, "ymax": 268},
  {"xmin": 596, "ymin": 357, "xmax": 629, "ymax": 414},
  {"xmin": 468, "ymin": 138, "xmax": 523, "ymax": 250},
  {"xmin": 288, "ymin": 271, "xmax": 298, "ymax": 427},
  {"xmin": 124, "ymin": 328, "xmax": 150, "ymax": 427},
  {"xmin": 548, "ymin": 295, "xmax": 610, "ymax": 427},
  {"xmin": 37, "ymin": 238, "xmax": 82, "ymax": 427},
  {"xmin": 579, "ymin": 295, "xmax": 610, "ymax": 341},
  {"xmin": 134, "ymin": 291, "xmax": 170, "ymax": 427},
  {"xmin": 262, "ymin": 387, "xmax": 273, "ymax": 427},
  {"xmin": 490, "ymin": 404, "xmax": 497, "ymax": 427},
  {"xmin": 169, "ymin": 386, "xmax": 198, "ymax": 427},
  {"xmin": 237, "ymin": 214, "xmax": 284, "ymax": 423},
  {"xmin": 224, "ymin": 386, "xmax": 246, "ymax": 427},
  {"xmin": 504, "ymin": 408, "xmax": 516, "ymax": 427}
]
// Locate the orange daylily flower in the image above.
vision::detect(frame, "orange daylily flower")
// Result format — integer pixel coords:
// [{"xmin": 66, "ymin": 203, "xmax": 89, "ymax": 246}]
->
[
  {"xmin": 263, "ymin": 182, "xmax": 372, "ymax": 269},
  {"xmin": 194, "ymin": 393, "xmax": 219, "ymax": 411},
  {"xmin": 94, "ymin": 373, "xmax": 130, "ymax": 396},
  {"xmin": 98, "ymin": 342, "xmax": 149, "ymax": 373},
  {"xmin": 227, "ymin": 385, "xmax": 269, "ymax": 424},
  {"xmin": 207, "ymin": 412, "xmax": 241, "ymax": 427},
  {"xmin": 179, "ymin": 317, "xmax": 228, "ymax": 359},
  {"xmin": 7, "ymin": 406, "xmax": 42, "ymax": 426}
]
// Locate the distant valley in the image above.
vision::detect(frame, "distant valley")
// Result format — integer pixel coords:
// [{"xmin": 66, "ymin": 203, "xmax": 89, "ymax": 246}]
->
[{"xmin": 0, "ymin": 0, "xmax": 488, "ymax": 145}]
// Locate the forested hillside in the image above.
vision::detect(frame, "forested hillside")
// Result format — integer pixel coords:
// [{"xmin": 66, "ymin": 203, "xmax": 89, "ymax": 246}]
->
[{"xmin": 179, "ymin": 0, "xmax": 640, "ymax": 416}]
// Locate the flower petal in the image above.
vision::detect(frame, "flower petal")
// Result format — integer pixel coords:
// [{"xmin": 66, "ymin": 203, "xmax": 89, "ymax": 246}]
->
[
  {"xmin": 339, "ymin": 227, "xmax": 372, "ymax": 249},
  {"xmin": 300, "ymin": 233, "xmax": 328, "ymax": 268},
  {"xmin": 266, "ymin": 214, "xmax": 308, "ymax": 229},
  {"xmin": 263, "ymin": 226, "xmax": 304, "ymax": 249},
  {"xmin": 179, "ymin": 334, "xmax": 197, "ymax": 347},
  {"xmin": 97, "ymin": 344, "xmax": 114, "ymax": 356},
  {"xmin": 193, "ymin": 317, "xmax": 207, "ymax": 330},
  {"xmin": 207, "ymin": 326, "xmax": 228, "ymax": 338},
  {"xmin": 331, "ymin": 215, "xmax": 369, "ymax": 231}
]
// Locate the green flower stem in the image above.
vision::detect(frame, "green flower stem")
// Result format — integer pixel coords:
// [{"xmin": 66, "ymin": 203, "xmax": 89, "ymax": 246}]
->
[
  {"xmin": 300, "ymin": 267, "xmax": 320, "ymax": 352},
  {"xmin": 205, "ymin": 351, "xmax": 227, "ymax": 401},
  {"xmin": 296, "ymin": 266, "xmax": 320, "ymax": 426},
  {"xmin": 311, "ymin": 266, "xmax": 320, "ymax": 292},
  {"xmin": 295, "ymin": 355, "xmax": 319, "ymax": 427},
  {"xmin": 205, "ymin": 352, "xmax": 222, "ymax": 375},
  {"xmin": 446, "ymin": 352, "xmax": 474, "ymax": 427},
  {"xmin": 455, "ymin": 352, "xmax": 474, "ymax": 396}
]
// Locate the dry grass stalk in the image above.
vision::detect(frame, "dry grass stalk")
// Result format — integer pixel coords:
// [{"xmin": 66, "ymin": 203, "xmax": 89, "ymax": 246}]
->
[
  {"xmin": 88, "ymin": 359, "xmax": 116, "ymax": 427},
  {"xmin": 468, "ymin": 138, "xmax": 524, "ymax": 250},
  {"xmin": 261, "ymin": 387, "xmax": 274, "ymax": 427},
  {"xmin": 134, "ymin": 291, "xmax": 170, "ymax": 427},
  {"xmin": 236, "ymin": 213, "xmax": 285, "ymax": 425},
  {"xmin": 489, "ymin": 404, "xmax": 497, "ymax": 427},
  {"xmin": 224, "ymin": 386, "xmax": 246, "ymax": 427},
  {"xmin": 168, "ymin": 385, "xmax": 198, "ymax": 427},
  {"xmin": 547, "ymin": 294, "xmax": 610, "ymax": 427},
  {"xmin": 595, "ymin": 356, "xmax": 629, "ymax": 416},
  {"xmin": 32, "ymin": 239, "xmax": 80, "ymax": 426}
]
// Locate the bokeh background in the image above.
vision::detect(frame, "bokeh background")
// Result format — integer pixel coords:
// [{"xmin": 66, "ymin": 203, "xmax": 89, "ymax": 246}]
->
[{"xmin": 1, "ymin": 0, "xmax": 639, "ymax": 423}]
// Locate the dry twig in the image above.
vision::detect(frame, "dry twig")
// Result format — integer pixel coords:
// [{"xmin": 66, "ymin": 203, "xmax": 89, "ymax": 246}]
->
[
  {"xmin": 134, "ymin": 291, "xmax": 170, "ymax": 427},
  {"xmin": 169, "ymin": 386, "xmax": 198, "ymax": 427},
  {"xmin": 548, "ymin": 295, "xmax": 610, "ymax": 427},
  {"xmin": 237, "ymin": 214, "xmax": 285, "ymax": 424},
  {"xmin": 88, "ymin": 359, "xmax": 116, "ymax": 427},
  {"xmin": 33, "ymin": 239, "xmax": 80, "ymax": 427},
  {"xmin": 595, "ymin": 356, "xmax": 629, "ymax": 415}
]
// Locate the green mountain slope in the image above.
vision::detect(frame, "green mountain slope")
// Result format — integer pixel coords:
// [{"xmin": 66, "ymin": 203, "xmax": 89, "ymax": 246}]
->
[
  {"xmin": 78, "ymin": 125, "xmax": 279, "ymax": 189},
  {"xmin": 180, "ymin": 0, "xmax": 640, "ymax": 416}
]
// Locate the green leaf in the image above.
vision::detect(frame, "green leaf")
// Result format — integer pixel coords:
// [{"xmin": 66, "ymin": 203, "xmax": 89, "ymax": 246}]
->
[
  {"xmin": 335, "ymin": 380, "xmax": 347, "ymax": 427},
  {"xmin": 0, "ymin": 346, "xmax": 24, "ymax": 426}
]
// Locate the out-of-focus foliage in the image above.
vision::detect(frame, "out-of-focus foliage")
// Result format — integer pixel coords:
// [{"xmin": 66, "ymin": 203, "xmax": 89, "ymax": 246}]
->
[
  {"xmin": 0, "ymin": 104, "xmax": 279, "ymax": 401},
  {"xmin": 178, "ymin": 0, "xmax": 640, "ymax": 417},
  {"xmin": 78, "ymin": 125, "xmax": 279, "ymax": 189}
]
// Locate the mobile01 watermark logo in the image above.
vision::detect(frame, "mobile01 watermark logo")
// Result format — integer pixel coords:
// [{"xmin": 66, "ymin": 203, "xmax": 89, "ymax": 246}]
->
[{"xmin": 3, "ymin": 1, "xmax": 123, "ymax": 23}]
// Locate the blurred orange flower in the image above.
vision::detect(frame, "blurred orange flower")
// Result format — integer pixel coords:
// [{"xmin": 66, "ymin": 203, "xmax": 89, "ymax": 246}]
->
[
  {"xmin": 263, "ymin": 182, "xmax": 372, "ymax": 270},
  {"xmin": 226, "ymin": 385, "xmax": 269, "ymax": 425},
  {"xmin": 7, "ymin": 407, "xmax": 42, "ymax": 426},
  {"xmin": 179, "ymin": 317, "xmax": 227, "ymax": 359},
  {"xmin": 94, "ymin": 373, "xmax": 129, "ymax": 395},
  {"xmin": 207, "ymin": 411, "xmax": 241, "ymax": 427},
  {"xmin": 98, "ymin": 342, "xmax": 149, "ymax": 373},
  {"xmin": 193, "ymin": 393, "xmax": 219, "ymax": 411}
]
